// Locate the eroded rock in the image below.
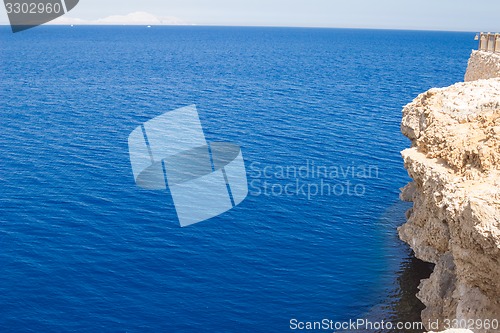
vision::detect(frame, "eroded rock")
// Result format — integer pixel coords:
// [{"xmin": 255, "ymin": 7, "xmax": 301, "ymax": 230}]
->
[{"xmin": 399, "ymin": 78, "xmax": 500, "ymax": 332}]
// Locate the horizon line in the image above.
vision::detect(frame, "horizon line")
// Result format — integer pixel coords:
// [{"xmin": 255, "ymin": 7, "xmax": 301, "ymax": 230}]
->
[{"xmin": 0, "ymin": 24, "xmax": 480, "ymax": 33}]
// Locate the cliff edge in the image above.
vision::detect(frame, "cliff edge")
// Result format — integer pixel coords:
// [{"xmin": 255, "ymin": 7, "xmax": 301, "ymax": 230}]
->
[
  {"xmin": 398, "ymin": 50, "xmax": 500, "ymax": 332},
  {"xmin": 465, "ymin": 51, "xmax": 500, "ymax": 82}
]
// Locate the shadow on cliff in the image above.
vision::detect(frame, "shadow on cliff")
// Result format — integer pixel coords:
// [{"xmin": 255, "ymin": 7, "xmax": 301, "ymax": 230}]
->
[
  {"xmin": 381, "ymin": 249, "xmax": 435, "ymax": 333},
  {"xmin": 357, "ymin": 200, "xmax": 435, "ymax": 333}
]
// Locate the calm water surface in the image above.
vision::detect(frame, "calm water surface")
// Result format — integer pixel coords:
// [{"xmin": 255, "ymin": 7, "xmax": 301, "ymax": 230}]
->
[{"xmin": 0, "ymin": 26, "xmax": 474, "ymax": 332}]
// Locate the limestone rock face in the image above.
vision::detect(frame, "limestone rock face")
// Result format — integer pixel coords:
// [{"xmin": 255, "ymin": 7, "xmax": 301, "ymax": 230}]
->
[
  {"xmin": 464, "ymin": 51, "xmax": 500, "ymax": 82},
  {"xmin": 399, "ymin": 78, "xmax": 500, "ymax": 333}
]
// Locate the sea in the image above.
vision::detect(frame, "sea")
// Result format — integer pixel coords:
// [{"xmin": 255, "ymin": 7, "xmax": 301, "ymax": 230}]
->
[{"xmin": 0, "ymin": 26, "xmax": 476, "ymax": 332}]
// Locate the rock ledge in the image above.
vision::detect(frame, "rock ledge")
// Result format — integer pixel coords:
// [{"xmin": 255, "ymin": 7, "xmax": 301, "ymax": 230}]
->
[{"xmin": 399, "ymin": 78, "xmax": 500, "ymax": 333}]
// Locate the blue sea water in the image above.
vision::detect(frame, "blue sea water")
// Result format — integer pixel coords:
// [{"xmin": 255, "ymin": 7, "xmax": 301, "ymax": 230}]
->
[{"xmin": 0, "ymin": 26, "xmax": 475, "ymax": 332}]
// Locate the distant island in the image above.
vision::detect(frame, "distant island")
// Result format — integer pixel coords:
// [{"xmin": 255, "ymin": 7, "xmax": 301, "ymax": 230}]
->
[{"xmin": 51, "ymin": 11, "xmax": 188, "ymax": 26}]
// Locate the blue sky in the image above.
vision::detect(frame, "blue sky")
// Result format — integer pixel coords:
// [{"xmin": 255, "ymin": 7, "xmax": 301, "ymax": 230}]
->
[{"xmin": 1, "ymin": 0, "xmax": 500, "ymax": 31}]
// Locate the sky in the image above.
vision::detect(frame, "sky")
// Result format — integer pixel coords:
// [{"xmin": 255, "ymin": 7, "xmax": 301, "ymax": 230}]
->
[{"xmin": 1, "ymin": 0, "xmax": 500, "ymax": 31}]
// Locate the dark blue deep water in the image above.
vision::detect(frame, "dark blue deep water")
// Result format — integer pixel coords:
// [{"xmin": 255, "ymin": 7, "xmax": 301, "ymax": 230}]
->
[{"xmin": 0, "ymin": 26, "xmax": 475, "ymax": 332}]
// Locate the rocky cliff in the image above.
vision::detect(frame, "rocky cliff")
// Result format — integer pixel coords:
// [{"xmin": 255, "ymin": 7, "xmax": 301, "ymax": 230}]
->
[
  {"xmin": 465, "ymin": 50, "xmax": 500, "ymax": 82},
  {"xmin": 398, "ymin": 66, "xmax": 500, "ymax": 332}
]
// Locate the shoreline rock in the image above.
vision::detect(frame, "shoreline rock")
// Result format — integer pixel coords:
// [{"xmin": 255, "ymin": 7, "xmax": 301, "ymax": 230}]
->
[
  {"xmin": 398, "ymin": 76, "xmax": 500, "ymax": 332},
  {"xmin": 465, "ymin": 51, "xmax": 500, "ymax": 82}
]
